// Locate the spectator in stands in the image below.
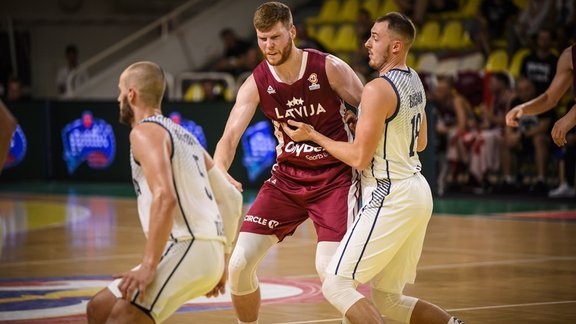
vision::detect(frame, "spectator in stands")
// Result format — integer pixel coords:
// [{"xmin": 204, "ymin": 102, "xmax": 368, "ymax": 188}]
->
[
  {"xmin": 394, "ymin": 0, "xmax": 458, "ymax": 27},
  {"xmin": 552, "ymin": 0, "xmax": 576, "ymax": 50},
  {"xmin": 520, "ymin": 29, "xmax": 558, "ymax": 96},
  {"xmin": 514, "ymin": 0, "xmax": 553, "ymax": 51},
  {"xmin": 507, "ymin": 43, "xmax": 576, "ymax": 198},
  {"xmin": 352, "ymin": 8, "xmax": 376, "ymax": 82},
  {"xmin": 4, "ymin": 75, "xmax": 24, "ymax": 102},
  {"xmin": 500, "ymin": 77, "xmax": 553, "ymax": 192},
  {"xmin": 466, "ymin": 72, "xmax": 513, "ymax": 191},
  {"xmin": 295, "ymin": 23, "xmax": 326, "ymax": 52},
  {"xmin": 430, "ymin": 75, "xmax": 473, "ymax": 195},
  {"xmin": 466, "ymin": 0, "xmax": 519, "ymax": 57},
  {"xmin": 56, "ymin": 44, "xmax": 88, "ymax": 96},
  {"xmin": 212, "ymin": 28, "xmax": 253, "ymax": 76}
]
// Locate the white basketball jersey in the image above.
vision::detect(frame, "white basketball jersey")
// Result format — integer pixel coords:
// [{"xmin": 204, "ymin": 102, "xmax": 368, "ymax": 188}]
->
[
  {"xmin": 363, "ymin": 67, "xmax": 425, "ymax": 181},
  {"xmin": 130, "ymin": 115, "xmax": 225, "ymax": 242}
]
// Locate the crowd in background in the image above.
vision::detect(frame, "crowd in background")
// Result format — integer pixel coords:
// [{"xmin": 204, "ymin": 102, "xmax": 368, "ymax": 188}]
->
[{"xmin": 1, "ymin": 0, "xmax": 575, "ymax": 198}]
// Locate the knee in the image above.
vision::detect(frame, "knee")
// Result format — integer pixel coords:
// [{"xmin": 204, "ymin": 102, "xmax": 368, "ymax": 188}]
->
[
  {"xmin": 228, "ymin": 245, "xmax": 257, "ymax": 295},
  {"xmin": 322, "ymin": 274, "xmax": 363, "ymax": 314},
  {"xmin": 86, "ymin": 298, "xmax": 98, "ymax": 321},
  {"xmin": 371, "ymin": 289, "xmax": 417, "ymax": 323},
  {"xmin": 86, "ymin": 294, "xmax": 111, "ymax": 324}
]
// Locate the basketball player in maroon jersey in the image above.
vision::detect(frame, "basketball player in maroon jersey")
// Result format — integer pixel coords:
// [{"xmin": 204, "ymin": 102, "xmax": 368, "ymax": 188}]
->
[{"xmin": 213, "ymin": 2, "xmax": 363, "ymax": 323}]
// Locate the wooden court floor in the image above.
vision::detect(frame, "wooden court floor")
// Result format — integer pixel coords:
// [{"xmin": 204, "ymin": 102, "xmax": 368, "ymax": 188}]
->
[{"xmin": 0, "ymin": 189, "xmax": 575, "ymax": 323}]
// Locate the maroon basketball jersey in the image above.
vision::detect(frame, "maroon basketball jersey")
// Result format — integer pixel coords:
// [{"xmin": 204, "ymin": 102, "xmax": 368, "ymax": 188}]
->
[{"xmin": 253, "ymin": 49, "xmax": 350, "ymax": 169}]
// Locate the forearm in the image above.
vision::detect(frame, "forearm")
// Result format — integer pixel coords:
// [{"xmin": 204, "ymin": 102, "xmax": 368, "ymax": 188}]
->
[
  {"xmin": 520, "ymin": 92, "xmax": 558, "ymax": 116},
  {"xmin": 310, "ymin": 131, "xmax": 365, "ymax": 169},
  {"xmin": 214, "ymin": 139, "xmax": 237, "ymax": 171},
  {"xmin": 142, "ymin": 196, "xmax": 175, "ymax": 269}
]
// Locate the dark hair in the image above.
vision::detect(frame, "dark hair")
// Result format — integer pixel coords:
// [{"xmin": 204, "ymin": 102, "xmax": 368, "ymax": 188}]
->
[
  {"xmin": 492, "ymin": 72, "xmax": 511, "ymax": 88},
  {"xmin": 375, "ymin": 12, "xmax": 416, "ymax": 45},
  {"xmin": 65, "ymin": 44, "xmax": 78, "ymax": 55},
  {"xmin": 253, "ymin": 1, "xmax": 292, "ymax": 32},
  {"xmin": 220, "ymin": 28, "xmax": 235, "ymax": 38}
]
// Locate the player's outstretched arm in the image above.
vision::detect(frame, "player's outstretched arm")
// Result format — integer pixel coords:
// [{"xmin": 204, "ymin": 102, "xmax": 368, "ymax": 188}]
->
[
  {"xmin": 0, "ymin": 100, "xmax": 17, "ymax": 172},
  {"xmin": 214, "ymin": 74, "xmax": 260, "ymax": 191},
  {"xmin": 506, "ymin": 46, "xmax": 573, "ymax": 127},
  {"xmin": 115, "ymin": 123, "xmax": 177, "ymax": 302},
  {"xmin": 282, "ymin": 78, "xmax": 393, "ymax": 170}
]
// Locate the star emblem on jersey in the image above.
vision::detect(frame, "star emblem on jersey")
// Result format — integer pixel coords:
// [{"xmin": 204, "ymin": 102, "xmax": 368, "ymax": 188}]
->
[
  {"xmin": 286, "ymin": 97, "xmax": 304, "ymax": 108},
  {"xmin": 267, "ymin": 85, "xmax": 276, "ymax": 94}
]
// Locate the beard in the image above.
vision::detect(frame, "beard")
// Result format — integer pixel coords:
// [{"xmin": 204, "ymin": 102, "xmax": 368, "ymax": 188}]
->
[
  {"xmin": 119, "ymin": 95, "xmax": 134, "ymax": 126},
  {"xmin": 265, "ymin": 41, "xmax": 292, "ymax": 66},
  {"xmin": 369, "ymin": 44, "xmax": 391, "ymax": 70}
]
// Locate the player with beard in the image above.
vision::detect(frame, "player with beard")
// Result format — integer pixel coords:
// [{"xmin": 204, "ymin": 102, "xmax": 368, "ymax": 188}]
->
[
  {"xmin": 86, "ymin": 61, "xmax": 243, "ymax": 323},
  {"xmin": 283, "ymin": 13, "xmax": 463, "ymax": 324},
  {"xmin": 213, "ymin": 2, "xmax": 363, "ymax": 323}
]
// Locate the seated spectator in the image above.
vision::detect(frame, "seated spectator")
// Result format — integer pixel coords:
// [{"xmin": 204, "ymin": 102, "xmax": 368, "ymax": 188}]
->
[
  {"xmin": 548, "ymin": 129, "xmax": 576, "ymax": 198},
  {"xmin": 466, "ymin": 0, "xmax": 519, "ymax": 57},
  {"xmin": 4, "ymin": 75, "xmax": 23, "ymax": 102},
  {"xmin": 352, "ymin": 9, "xmax": 376, "ymax": 82},
  {"xmin": 430, "ymin": 75, "xmax": 474, "ymax": 195},
  {"xmin": 394, "ymin": 0, "xmax": 458, "ymax": 27},
  {"xmin": 212, "ymin": 28, "xmax": 253, "ymax": 76},
  {"xmin": 514, "ymin": 0, "xmax": 553, "ymax": 50},
  {"xmin": 466, "ymin": 72, "xmax": 514, "ymax": 191},
  {"xmin": 56, "ymin": 44, "xmax": 88, "ymax": 96},
  {"xmin": 295, "ymin": 23, "xmax": 326, "ymax": 52},
  {"xmin": 520, "ymin": 29, "xmax": 558, "ymax": 96},
  {"xmin": 552, "ymin": 0, "xmax": 576, "ymax": 50},
  {"xmin": 500, "ymin": 77, "xmax": 553, "ymax": 193}
]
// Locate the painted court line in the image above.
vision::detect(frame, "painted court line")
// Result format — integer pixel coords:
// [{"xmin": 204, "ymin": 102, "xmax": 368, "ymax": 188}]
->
[{"xmin": 272, "ymin": 300, "xmax": 576, "ymax": 324}]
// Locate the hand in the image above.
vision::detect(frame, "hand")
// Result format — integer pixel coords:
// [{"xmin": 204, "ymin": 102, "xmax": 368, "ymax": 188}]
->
[
  {"xmin": 114, "ymin": 265, "xmax": 156, "ymax": 303},
  {"xmin": 551, "ymin": 114, "xmax": 576, "ymax": 147},
  {"xmin": 205, "ymin": 263, "xmax": 228, "ymax": 298},
  {"xmin": 343, "ymin": 109, "xmax": 357, "ymax": 134},
  {"xmin": 224, "ymin": 170, "xmax": 243, "ymax": 192},
  {"xmin": 281, "ymin": 119, "xmax": 315, "ymax": 142},
  {"xmin": 505, "ymin": 106, "xmax": 523, "ymax": 127}
]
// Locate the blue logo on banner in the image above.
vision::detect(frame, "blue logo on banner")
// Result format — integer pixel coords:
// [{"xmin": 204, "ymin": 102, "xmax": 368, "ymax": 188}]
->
[
  {"xmin": 61, "ymin": 111, "xmax": 116, "ymax": 174},
  {"xmin": 169, "ymin": 112, "xmax": 207, "ymax": 149},
  {"xmin": 4, "ymin": 125, "xmax": 27, "ymax": 169},
  {"xmin": 241, "ymin": 121, "xmax": 276, "ymax": 182}
]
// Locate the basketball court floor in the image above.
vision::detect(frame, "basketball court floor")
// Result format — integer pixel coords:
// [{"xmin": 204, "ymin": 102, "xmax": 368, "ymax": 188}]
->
[{"xmin": 0, "ymin": 183, "xmax": 575, "ymax": 323}]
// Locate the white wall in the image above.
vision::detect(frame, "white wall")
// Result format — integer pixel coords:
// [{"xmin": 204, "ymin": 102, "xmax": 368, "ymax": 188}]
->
[
  {"xmin": 1, "ymin": 0, "xmax": 184, "ymax": 98},
  {"xmin": 71, "ymin": 0, "xmax": 310, "ymax": 99}
]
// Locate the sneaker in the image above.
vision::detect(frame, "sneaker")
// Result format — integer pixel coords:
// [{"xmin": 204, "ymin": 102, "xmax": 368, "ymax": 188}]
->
[{"xmin": 548, "ymin": 183, "xmax": 576, "ymax": 198}]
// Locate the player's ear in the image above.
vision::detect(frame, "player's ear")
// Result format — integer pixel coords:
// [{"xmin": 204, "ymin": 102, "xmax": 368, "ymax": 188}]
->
[
  {"xmin": 128, "ymin": 88, "xmax": 136, "ymax": 103},
  {"xmin": 289, "ymin": 24, "xmax": 296, "ymax": 40}
]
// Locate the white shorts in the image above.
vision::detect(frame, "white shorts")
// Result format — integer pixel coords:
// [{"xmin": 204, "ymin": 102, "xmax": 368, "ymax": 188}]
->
[
  {"xmin": 108, "ymin": 239, "xmax": 224, "ymax": 323},
  {"xmin": 327, "ymin": 172, "xmax": 433, "ymax": 294}
]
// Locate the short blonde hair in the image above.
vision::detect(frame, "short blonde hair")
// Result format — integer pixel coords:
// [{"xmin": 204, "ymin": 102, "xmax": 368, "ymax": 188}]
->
[
  {"xmin": 253, "ymin": 1, "xmax": 292, "ymax": 32},
  {"xmin": 124, "ymin": 61, "xmax": 165, "ymax": 107}
]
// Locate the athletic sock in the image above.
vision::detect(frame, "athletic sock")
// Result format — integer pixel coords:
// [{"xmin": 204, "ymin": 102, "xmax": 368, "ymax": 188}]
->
[
  {"xmin": 447, "ymin": 316, "xmax": 464, "ymax": 324},
  {"xmin": 238, "ymin": 320, "xmax": 258, "ymax": 324}
]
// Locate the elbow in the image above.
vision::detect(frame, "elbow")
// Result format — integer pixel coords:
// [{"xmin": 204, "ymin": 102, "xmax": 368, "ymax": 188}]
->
[
  {"xmin": 154, "ymin": 189, "xmax": 178, "ymax": 212},
  {"xmin": 353, "ymin": 156, "xmax": 372, "ymax": 170}
]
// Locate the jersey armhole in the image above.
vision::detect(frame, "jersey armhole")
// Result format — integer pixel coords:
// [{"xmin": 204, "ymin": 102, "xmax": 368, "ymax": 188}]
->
[
  {"xmin": 140, "ymin": 120, "xmax": 175, "ymax": 161},
  {"xmin": 380, "ymin": 75, "xmax": 400, "ymax": 123}
]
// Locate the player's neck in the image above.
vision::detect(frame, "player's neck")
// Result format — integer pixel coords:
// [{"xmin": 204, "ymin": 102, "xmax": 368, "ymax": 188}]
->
[
  {"xmin": 379, "ymin": 57, "xmax": 407, "ymax": 75},
  {"xmin": 271, "ymin": 47, "xmax": 303, "ymax": 84},
  {"xmin": 133, "ymin": 107, "xmax": 162, "ymax": 126}
]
